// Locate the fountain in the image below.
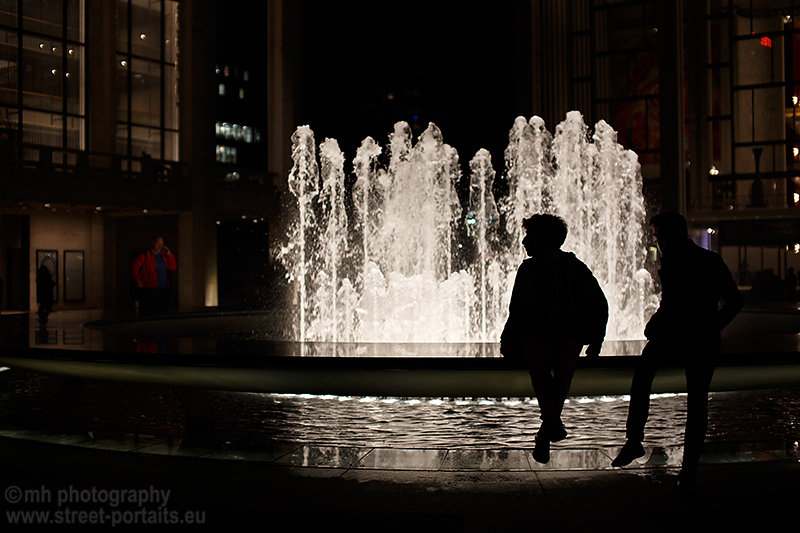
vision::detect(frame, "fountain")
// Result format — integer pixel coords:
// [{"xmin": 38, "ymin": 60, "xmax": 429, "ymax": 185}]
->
[
  {"xmin": 6, "ymin": 112, "xmax": 795, "ymax": 394},
  {"xmin": 280, "ymin": 111, "xmax": 658, "ymax": 347}
]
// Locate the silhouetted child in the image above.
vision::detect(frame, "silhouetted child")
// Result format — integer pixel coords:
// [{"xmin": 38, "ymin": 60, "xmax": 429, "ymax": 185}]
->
[
  {"xmin": 501, "ymin": 214, "xmax": 608, "ymax": 463},
  {"xmin": 611, "ymin": 212, "xmax": 743, "ymax": 488}
]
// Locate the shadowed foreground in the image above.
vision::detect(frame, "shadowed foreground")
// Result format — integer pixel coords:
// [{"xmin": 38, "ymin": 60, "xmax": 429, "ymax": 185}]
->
[{"xmin": 1, "ymin": 436, "xmax": 798, "ymax": 532}]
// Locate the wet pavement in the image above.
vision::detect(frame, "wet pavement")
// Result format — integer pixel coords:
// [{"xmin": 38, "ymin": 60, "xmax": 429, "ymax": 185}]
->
[
  {"xmin": 0, "ymin": 362, "xmax": 798, "ymax": 531},
  {"xmin": 1, "ymin": 430, "xmax": 798, "ymax": 531},
  {"xmin": 1, "ymin": 309, "xmax": 799, "ymax": 530}
]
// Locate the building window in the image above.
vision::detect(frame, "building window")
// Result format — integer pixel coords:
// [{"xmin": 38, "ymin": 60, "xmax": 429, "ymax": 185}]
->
[
  {"xmin": 705, "ymin": 2, "xmax": 800, "ymax": 210},
  {"xmin": 115, "ymin": 0, "xmax": 179, "ymax": 162},
  {"xmin": 592, "ymin": 0, "xmax": 661, "ymax": 175},
  {"xmin": 215, "ymin": 122, "xmax": 260, "ymax": 144},
  {"xmin": 0, "ymin": 0, "xmax": 85, "ymax": 155},
  {"xmin": 216, "ymin": 144, "xmax": 237, "ymax": 164}
]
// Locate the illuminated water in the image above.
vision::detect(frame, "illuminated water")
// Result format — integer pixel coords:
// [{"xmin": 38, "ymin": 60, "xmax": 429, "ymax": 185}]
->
[
  {"xmin": 5, "ymin": 371, "xmax": 797, "ymax": 450},
  {"xmin": 280, "ymin": 112, "xmax": 659, "ymax": 344}
]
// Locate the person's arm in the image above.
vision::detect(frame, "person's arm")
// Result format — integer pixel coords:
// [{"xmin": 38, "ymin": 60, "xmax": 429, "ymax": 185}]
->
[
  {"xmin": 163, "ymin": 248, "xmax": 177, "ymax": 271},
  {"xmin": 500, "ymin": 262, "xmax": 529, "ymax": 357},
  {"xmin": 130, "ymin": 253, "xmax": 145, "ymax": 287},
  {"xmin": 583, "ymin": 266, "xmax": 608, "ymax": 357},
  {"xmin": 717, "ymin": 256, "xmax": 744, "ymax": 331}
]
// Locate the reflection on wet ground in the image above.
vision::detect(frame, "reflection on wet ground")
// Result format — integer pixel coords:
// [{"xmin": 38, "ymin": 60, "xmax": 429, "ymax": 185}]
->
[
  {"xmin": 1, "ymin": 308, "xmax": 799, "ymax": 471},
  {"xmin": 0, "ymin": 367, "xmax": 798, "ymax": 470}
]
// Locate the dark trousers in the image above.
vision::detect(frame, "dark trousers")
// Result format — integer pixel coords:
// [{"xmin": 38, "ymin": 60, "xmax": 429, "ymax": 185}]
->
[
  {"xmin": 528, "ymin": 343, "xmax": 582, "ymax": 427},
  {"xmin": 624, "ymin": 340, "xmax": 716, "ymax": 470},
  {"xmin": 139, "ymin": 288, "xmax": 169, "ymax": 315}
]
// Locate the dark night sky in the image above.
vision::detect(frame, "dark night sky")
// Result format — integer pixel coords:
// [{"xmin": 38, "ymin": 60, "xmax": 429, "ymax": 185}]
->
[{"xmin": 295, "ymin": 3, "xmax": 532, "ymax": 174}]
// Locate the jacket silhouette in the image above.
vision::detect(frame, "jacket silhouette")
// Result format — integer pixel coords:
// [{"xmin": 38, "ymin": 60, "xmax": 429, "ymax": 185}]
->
[
  {"xmin": 500, "ymin": 214, "xmax": 608, "ymax": 464},
  {"xmin": 612, "ymin": 212, "xmax": 743, "ymax": 487},
  {"xmin": 643, "ymin": 240, "xmax": 741, "ymax": 350},
  {"xmin": 502, "ymin": 250, "xmax": 608, "ymax": 357}
]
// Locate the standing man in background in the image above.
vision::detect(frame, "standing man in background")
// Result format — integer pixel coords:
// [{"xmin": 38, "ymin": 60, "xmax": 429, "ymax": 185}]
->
[{"xmin": 131, "ymin": 235, "xmax": 177, "ymax": 315}]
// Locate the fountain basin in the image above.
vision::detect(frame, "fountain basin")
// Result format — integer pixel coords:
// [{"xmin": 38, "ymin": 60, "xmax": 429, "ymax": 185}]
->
[
  {"xmin": 0, "ymin": 309, "xmax": 798, "ymax": 397},
  {"xmin": 3, "ymin": 352, "xmax": 800, "ymax": 397}
]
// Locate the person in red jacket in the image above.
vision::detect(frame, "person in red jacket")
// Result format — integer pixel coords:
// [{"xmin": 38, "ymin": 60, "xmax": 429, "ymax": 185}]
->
[{"xmin": 130, "ymin": 235, "xmax": 177, "ymax": 315}]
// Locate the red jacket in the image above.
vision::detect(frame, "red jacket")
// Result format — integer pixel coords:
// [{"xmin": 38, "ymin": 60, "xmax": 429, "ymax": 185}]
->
[{"xmin": 131, "ymin": 249, "xmax": 177, "ymax": 288}]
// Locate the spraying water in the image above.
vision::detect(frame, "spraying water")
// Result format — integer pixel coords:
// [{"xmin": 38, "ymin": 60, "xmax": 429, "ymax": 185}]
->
[{"xmin": 279, "ymin": 112, "xmax": 658, "ymax": 345}]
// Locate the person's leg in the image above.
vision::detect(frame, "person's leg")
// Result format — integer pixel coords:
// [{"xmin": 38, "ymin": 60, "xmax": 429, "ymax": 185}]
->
[
  {"xmin": 155, "ymin": 288, "xmax": 169, "ymax": 314},
  {"xmin": 529, "ymin": 356, "xmax": 556, "ymax": 463},
  {"xmin": 528, "ymin": 360, "xmax": 557, "ymax": 427},
  {"xmin": 140, "ymin": 288, "xmax": 156, "ymax": 315},
  {"xmin": 681, "ymin": 354, "xmax": 716, "ymax": 481},
  {"xmin": 545, "ymin": 344, "xmax": 582, "ymax": 440},
  {"xmin": 624, "ymin": 341, "xmax": 664, "ymax": 441},
  {"xmin": 612, "ymin": 342, "xmax": 664, "ymax": 466}
]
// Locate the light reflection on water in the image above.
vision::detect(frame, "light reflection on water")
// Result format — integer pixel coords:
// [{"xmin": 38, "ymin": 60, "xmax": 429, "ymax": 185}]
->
[
  {"xmin": 1, "ymin": 371, "xmax": 798, "ymax": 453},
  {"xmin": 212, "ymin": 388, "xmax": 800, "ymax": 449}
]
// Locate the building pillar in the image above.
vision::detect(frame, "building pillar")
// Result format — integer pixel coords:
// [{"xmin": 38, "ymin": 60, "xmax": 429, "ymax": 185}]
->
[
  {"xmin": 659, "ymin": 0, "xmax": 686, "ymax": 214},
  {"xmin": 103, "ymin": 216, "xmax": 116, "ymax": 311},
  {"xmin": 531, "ymin": 0, "xmax": 572, "ymax": 129},
  {"xmin": 267, "ymin": 0, "xmax": 299, "ymax": 256},
  {"xmin": 686, "ymin": 1, "xmax": 710, "ymax": 211},
  {"xmin": 88, "ymin": 214, "xmax": 104, "ymax": 308},
  {"xmin": 178, "ymin": 0, "xmax": 217, "ymax": 311},
  {"xmin": 86, "ymin": 0, "xmax": 117, "ymax": 159}
]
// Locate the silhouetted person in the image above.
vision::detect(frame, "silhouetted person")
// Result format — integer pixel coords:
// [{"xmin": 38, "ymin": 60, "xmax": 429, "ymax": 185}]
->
[
  {"xmin": 36, "ymin": 265, "xmax": 55, "ymax": 322},
  {"xmin": 501, "ymin": 214, "xmax": 608, "ymax": 463},
  {"xmin": 131, "ymin": 235, "xmax": 177, "ymax": 315},
  {"xmin": 786, "ymin": 267, "xmax": 797, "ymax": 300},
  {"xmin": 611, "ymin": 212, "xmax": 743, "ymax": 487}
]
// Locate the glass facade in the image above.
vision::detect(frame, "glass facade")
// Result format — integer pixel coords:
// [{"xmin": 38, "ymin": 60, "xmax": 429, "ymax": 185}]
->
[
  {"xmin": 706, "ymin": 0, "xmax": 800, "ymax": 210},
  {"xmin": 0, "ymin": 0, "xmax": 85, "ymax": 162},
  {"xmin": 594, "ymin": 0, "xmax": 661, "ymax": 174},
  {"xmin": 115, "ymin": 0, "xmax": 178, "ymax": 163},
  {"xmin": 0, "ymin": 0, "xmax": 178, "ymax": 167},
  {"xmin": 565, "ymin": 0, "xmax": 800, "ymax": 211}
]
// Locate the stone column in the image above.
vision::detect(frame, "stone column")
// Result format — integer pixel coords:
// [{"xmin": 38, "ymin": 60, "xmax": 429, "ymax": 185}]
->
[
  {"xmin": 178, "ymin": 0, "xmax": 217, "ymax": 310},
  {"xmin": 267, "ymin": 0, "xmax": 299, "ymax": 257},
  {"xmin": 86, "ymin": 0, "xmax": 117, "ymax": 162},
  {"xmin": 659, "ymin": 0, "xmax": 686, "ymax": 214}
]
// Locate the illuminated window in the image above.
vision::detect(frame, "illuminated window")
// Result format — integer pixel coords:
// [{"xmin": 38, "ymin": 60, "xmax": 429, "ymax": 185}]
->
[
  {"xmin": 214, "ymin": 122, "xmax": 260, "ymax": 144},
  {"xmin": 115, "ymin": 1, "xmax": 180, "ymax": 161},
  {"xmin": 216, "ymin": 144, "xmax": 237, "ymax": 164}
]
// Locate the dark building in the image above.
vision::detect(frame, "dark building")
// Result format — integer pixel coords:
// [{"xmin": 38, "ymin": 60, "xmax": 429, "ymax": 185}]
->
[
  {"xmin": 1, "ymin": 0, "xmax": 798, "ymax": 317},
  {"xmin": 527, "ymin": 0, "xmax": 800, "ymax": 284},
  {"xmin": 213, "ymin": 1, "xmax": 275, "ymax": 309},
  {"xmin": 0, "ymin": 0, "xmax": 279, "ymax": 315}
]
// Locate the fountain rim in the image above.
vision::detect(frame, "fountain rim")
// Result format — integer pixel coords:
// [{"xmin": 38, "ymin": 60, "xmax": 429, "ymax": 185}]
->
[
  {"xmin": 1, "ymin": 345, "xmax": 799, "ymax": 398},
  {"xmin": 1, "ymin": 309, "xmax": 797, "ymax": 396}
]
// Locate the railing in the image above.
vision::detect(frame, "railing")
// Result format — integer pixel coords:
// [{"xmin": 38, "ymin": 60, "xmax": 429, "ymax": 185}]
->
[
  {"xmin": 1, "ymin": 142, "xmax": 184, "ymax": 183},
  {"xmin": 694, "ymin": 173, "xmax": 800, "ymax": 212},
  {"xmin": 0, "ymin": 141, "xmax": 275, "ymax": 190}
]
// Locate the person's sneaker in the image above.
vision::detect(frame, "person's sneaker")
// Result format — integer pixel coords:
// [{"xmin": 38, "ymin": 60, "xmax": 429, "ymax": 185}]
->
[
  {"xmin": 532, "ymin": 434, "xmax": 550, "ymax": 464},
  {"xmin": 611, "ymin": 440, "xmax": 645, "ymax": 467}
]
